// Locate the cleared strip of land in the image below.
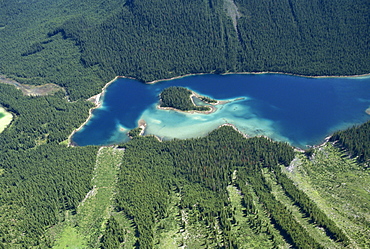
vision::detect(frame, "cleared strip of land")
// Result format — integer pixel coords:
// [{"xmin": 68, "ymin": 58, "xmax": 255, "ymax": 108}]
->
[
  {"xmin": 285, "ymin": 145, "xmax": 370, "ymax": 247},
  {"xmin": 263, "ymin": 170, "xmax": 341, "ymax": 248},
  {"xmin": 50, "ymin": 147, "xmax": 125, "ymax": 248},
  {"xmin": 0, "ymin": 75, "xmax": 62, "ymax": 96}
]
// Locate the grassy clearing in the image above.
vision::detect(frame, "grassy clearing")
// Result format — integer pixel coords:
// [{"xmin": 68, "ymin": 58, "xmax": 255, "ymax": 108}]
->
[
  {"xmin": 0, "ymin": 75, "xmax": 63, "ymax": 96},
  {"xmin": 48, "ymin": 147, "xmax": 124, "ymax": 248},
  {"xmin": 227, "ymin": 184, "xmax": 287, "ymax": 249},
  {"xmin": 263, "ymin": 169, "xmax": 341, "ymax": 248},
  {"xmin": 110, "ymin": 211, "xmax": 137, "ymax": 248},
  {"xmin": 41, "ymin": 143, "xmax": 369, "ymax": 248},
  {"xmin": 154, "ymin": 189, "xmax": 212, "ymax": 248},
  {"xmin": 154, "ymin": 173, "xmax": 291, "ymax": 248},
  {"xmin": 0, "ymin": 107, "xmax": 13, "ymax": 133},
  {"xmin": 59, "ymin": 139, "xmax": 69, "ymax": 146},
  {"xmin": 76, "ymin": 147, "xmax": 124, "ymax": 246},
  {"xmin": 176, "ymin": 204, "xmax": 223, "ymax": 248},
  {"xmin": 153, "ymin": 190, "xmax": 183, "ymax": 248},
  {"xmin": 154, "ymin": 176, "xmax": 291, "ymax": 248},
  {"xmin": 52, "ymin": 226, "xmax": 87, "ymax": 249},
  {"xmin": 285, "ymin": 144, "xmax": 370, "ymax": 248}
]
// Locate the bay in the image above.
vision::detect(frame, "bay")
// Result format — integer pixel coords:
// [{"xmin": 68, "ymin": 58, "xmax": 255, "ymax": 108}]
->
[{"xmin": 72, "ymin": 74, "xmax": 370, "ymax": 148}]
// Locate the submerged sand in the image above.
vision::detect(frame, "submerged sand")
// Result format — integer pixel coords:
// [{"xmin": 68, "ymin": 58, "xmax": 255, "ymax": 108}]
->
[{"xmin": 71, "ymin": 72, "xmax": 370, "ymax": 147}]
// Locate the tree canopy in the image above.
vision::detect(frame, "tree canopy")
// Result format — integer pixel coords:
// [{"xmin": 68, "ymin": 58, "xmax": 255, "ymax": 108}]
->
[{"xmin": 0, "ymin": 0, "xmax": 369, "ymax": 100}]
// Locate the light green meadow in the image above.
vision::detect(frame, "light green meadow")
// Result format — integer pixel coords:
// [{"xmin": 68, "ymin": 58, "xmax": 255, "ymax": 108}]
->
[{"xmin": 0, "ymin": 107, "xmax": 12, "ymax": 133}]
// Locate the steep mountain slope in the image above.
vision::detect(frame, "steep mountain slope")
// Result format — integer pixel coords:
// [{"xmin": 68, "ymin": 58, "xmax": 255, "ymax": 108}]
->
[
  {"xmin": 0, "ymin": 0, "xmax": 369, "ymax": 247},
  {"xmin": 1, "ymin": 0, "xmax": 369, "ymax": 99}
]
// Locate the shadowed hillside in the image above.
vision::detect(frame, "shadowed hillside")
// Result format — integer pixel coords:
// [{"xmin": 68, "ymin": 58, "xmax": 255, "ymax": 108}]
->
[{"xmin": 1, "ymin": 0, "xmax": 369, "ymax": 99}]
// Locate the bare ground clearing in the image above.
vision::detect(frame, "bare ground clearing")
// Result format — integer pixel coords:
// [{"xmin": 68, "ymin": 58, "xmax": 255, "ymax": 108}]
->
[{"xmin": 0, "ymin": 75, "xmax": 62, "ymax": 96}]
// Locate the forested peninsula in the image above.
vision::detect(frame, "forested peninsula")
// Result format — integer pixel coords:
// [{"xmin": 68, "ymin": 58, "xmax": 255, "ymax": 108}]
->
[{"xmin": 0, "ymin": 0, "xmax": 369, "ymax": 248}]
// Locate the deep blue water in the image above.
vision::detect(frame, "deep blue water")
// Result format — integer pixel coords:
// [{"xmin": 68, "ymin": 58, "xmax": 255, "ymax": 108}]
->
[{"xmin": 72, "ymin": 74, "xmax": 370, "ymax": 148}]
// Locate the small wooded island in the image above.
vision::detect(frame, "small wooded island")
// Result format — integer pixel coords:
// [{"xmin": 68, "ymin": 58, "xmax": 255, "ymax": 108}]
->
[{"xmin": 159, "ymin": 86, "xmax": 217, "ymax": 113}]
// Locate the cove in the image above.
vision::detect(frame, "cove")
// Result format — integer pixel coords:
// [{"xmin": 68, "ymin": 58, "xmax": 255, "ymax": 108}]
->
[{"xmin": 71, "ymin": 74, "xmax": 370, "ymax": 148}]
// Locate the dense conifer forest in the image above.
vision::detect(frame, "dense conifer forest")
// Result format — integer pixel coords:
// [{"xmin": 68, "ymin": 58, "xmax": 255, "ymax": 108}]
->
[
  {"xmin": 0, "ymin": 0, "xmax": 369, "ymax": 248},
  {"xmin": 106, "ymin": 126, "xmax": 351, "ymax": 248},
  {"xmin": 330, "ymin": 121, "xmax": 370, "ymax": 164},
  {"xmin": 0, "ymin": 84, "xmax": 99, "ymax": 246},
  {"xmin": 0, "ymin": 0, "xmax": 369, "ymax": 99},
  {"xmin": 159, "ymin": 87, "xmax": 211, "ymax": 112}
]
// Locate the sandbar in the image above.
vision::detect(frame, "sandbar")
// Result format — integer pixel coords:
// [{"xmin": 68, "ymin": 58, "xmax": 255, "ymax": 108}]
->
[
  {"xmin": 366, "ymin": 107, "xmax": 370, "ymax": 115},
  {"xmin": 0, "ymin": 75, "xmax": 62, "ymax": 96}
]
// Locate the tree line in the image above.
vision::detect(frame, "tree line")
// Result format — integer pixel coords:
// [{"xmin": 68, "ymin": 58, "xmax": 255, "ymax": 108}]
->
[
  {"xmin": 330, "ymin": 121, "xmax": 370, "ymax": 164},
  {"xmin": 0, "ymin": 84, "xmax": 99, "ymax": 247},
  {"xmin": 105, "ymin": 126, "xmax": 349, "ymax": 248},
  {"xmin": 159, "ymin": 86, "xmax": 210, "ymax": 112},
  {"xmin": 1, "ymin": 0, "xmax": 369, "ymax": 100}
]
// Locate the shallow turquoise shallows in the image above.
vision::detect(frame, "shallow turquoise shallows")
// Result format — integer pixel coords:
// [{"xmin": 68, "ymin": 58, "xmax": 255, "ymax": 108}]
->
[{"xmin": 72, "ymin": 74, "xmax": 370, "ymax": 148}]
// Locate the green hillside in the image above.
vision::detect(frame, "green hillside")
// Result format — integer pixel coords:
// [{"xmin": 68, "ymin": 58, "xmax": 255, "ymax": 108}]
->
[
  {"xmin": 18, "ymin": 126, "xmax": 367, "ymax": 248},
  {"xmin": 330, "ymin": 121, "xmax": 370, "ymax": 164},
  {"xmin": 0, "ymin": 0, "xmax": 369, "ymax": 248},
  {"xmin": 0, "ymin": 81, "xmax": 369, "ymax": 247},
  {"xmin": 1, "ymin": 0, "xmax": 369, "ymax": 100},
  {"xmin": 0, "ymin": 84, "xmax": 100, "ymax": 247}
]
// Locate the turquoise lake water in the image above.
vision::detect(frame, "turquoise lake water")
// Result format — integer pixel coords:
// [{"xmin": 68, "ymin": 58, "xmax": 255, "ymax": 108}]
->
[{"xmin": 72, "ymin": 74, "xmax": 370, "ymax": 148}]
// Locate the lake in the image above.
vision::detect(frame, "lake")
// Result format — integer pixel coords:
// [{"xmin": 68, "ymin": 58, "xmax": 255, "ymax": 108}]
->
[{"xmin": 72, "ymin": 73, "xmax": 370, "ymax": 148}]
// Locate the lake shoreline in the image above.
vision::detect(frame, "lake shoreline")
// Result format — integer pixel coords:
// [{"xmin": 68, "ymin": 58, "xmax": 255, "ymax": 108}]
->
[
  {"xmin": 147, "ymin": 71, "xmax": 370, "ymax": 84},
  {"xmin": 70, "ymin": 71, "xmax": 370, "ymax": 147},
  {"xmin": 157, "ymin": 89, "xmax": 224, "ymax": 115},
  {"xmin": 157, "ymin": 104, "xmax": 217, "ymax": 115},
  {"xmin": 68, "ymin": 76, "xmax": 128, "ymax": 146}
]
